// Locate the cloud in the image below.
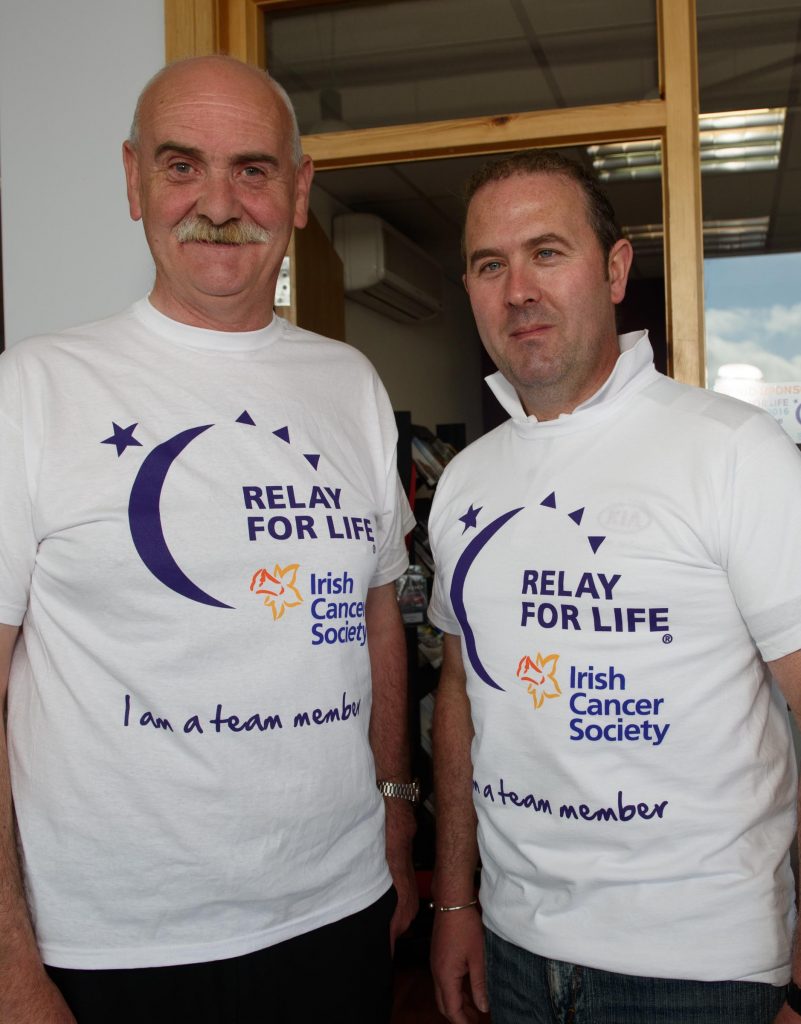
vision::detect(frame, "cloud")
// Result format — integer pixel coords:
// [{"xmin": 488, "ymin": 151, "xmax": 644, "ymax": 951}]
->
[
  {"xmin": 765, "ymin": 303, "xmax": 801, "ymax": 336},
  {"xmin": 706, "ymin": 302, "xmax": 801, "ymax": 383},
  {"xmin": 707, "ymin": 334, "xmax": 801, "ymax": 381},
  {"xmin": 706, "ymin": 307, "xmax": 748, "ymax": 338}
]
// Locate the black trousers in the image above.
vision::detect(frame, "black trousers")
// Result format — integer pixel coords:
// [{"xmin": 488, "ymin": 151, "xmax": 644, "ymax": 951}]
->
[{"xmin": 46, "ymin": 887, "xmax": 397, "ymax": 1024}]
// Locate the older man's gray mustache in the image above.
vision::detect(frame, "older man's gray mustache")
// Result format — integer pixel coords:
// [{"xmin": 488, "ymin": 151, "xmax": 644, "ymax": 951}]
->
[{"xmin": 174, "ymin": 216, "xmax": 271, "ymax": 245}]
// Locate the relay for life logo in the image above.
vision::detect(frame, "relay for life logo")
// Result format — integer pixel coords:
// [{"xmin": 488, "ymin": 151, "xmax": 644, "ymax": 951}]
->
[
  {"xmin": 102, "ymin": 410, "xmax": 372, "ymax": 649},
  {"xmin": 451, "ymin": 491, "xmax": 674, "ymax": 748}
]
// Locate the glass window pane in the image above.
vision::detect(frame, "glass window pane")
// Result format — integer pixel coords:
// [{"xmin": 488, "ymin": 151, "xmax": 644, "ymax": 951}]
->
[
  {"xmin": 265, "ymin": 0, "xmax": 658, "ymax": 134},
  {"xmin": 705, "ymin": 253, "xmax": 801, "ymax": 440},
  {"xmin": 698, "ymin": 1, "xmax": 801, "ymax": 441},
  {"xmin": 698, "ymin": 1, "xmax": 801, "ymax": 113}
]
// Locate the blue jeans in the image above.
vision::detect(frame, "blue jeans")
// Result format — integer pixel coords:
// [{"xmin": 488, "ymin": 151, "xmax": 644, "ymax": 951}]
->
[{"xmin": 485, "ymin": 928, "xmax": 787, "ymax": 1024}]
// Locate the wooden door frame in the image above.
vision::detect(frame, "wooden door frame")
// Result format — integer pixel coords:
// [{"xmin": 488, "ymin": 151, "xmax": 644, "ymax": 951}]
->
[{"xmin": 164, "ymin": 0, "xmax": 705, "ymax": 385}]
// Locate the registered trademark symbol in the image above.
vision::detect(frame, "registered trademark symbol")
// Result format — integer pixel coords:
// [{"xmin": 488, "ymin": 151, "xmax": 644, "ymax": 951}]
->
[{"xmin": 662, "ymin": 633, "xmax": 673, "ymax": 644}]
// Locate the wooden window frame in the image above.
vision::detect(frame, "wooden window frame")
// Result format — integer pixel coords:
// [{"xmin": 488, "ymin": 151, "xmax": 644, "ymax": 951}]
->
[{"xmin": 164, "ymin": 0, "xmax": 705, "ymax": 385}]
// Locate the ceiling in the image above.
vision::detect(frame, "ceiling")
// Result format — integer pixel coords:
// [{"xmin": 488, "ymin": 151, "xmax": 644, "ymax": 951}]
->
[{"xmin": 266, "ymin": 0, "xmax": 801, "ymax": 288}]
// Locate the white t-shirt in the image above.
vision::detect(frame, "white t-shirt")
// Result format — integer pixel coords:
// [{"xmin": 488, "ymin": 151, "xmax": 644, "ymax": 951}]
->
[
  {"xmin": 0, "ymin": 298, "xmax": 413, "ymax": 969},
  {"xmin": 428, "ymin": 331, "xmax": 801, "ymax": 985}
]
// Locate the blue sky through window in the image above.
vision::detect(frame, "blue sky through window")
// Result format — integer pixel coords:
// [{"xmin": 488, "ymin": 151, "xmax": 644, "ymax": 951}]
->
[
  {"xmin": 705, "ymin": 252, "xmax": 801, "ymax": 385},
  {"xmin": 705, "ymin": 251, "xmax": 801, "ymax": 440}
]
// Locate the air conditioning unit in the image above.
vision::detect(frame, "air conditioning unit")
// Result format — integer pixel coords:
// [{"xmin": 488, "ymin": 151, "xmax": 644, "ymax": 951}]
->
[{"xmin": 333, "ymin": 213, "xmax": 443, "ymax": 323}]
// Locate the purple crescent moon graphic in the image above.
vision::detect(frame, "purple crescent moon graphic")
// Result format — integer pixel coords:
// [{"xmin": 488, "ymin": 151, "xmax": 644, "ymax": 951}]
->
[
  {"xmin": 450, "ymin": 507, "xmax": 524, "ymax": 690},
  {"xmin": 128, "ymin": 424, "xmax": 233, "ymax": 609}
]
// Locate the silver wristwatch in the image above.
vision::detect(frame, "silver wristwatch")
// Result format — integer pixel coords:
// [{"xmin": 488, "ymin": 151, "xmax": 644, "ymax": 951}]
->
[{"xmin": 376, "ymin": 779, "xmax": 421, "ymax": 804}]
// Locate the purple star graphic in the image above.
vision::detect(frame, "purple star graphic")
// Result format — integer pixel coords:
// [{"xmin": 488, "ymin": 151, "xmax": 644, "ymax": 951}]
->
[
  {"xmin": 101, "ymin": 422, "xmax": 143, "ymax": 457},
  {"xmin": 459, "ymin": 504, "xmax": 482, "ymax": 532}
]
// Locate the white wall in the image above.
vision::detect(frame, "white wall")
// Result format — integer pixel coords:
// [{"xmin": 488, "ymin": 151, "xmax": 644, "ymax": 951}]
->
[
  {"xmin": 0, "ymin": 0, "xmax": 164, "ymax": 347},
  {"xmin": 345, "ymin": 288, "xmax": 485, "ymax": 444},
  {"xmin": 309, "ymin": 186, "xmax": 485, "ymax": 442}
]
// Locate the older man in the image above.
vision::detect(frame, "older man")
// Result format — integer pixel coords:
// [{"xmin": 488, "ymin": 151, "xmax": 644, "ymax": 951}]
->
[
  {"xmin": 0, "ymin": 56, "xmax": 416, "ymax": 1024},
  {"xmin": 428, "ymin": 150, "xmax": 801, "ymax": 1024}
]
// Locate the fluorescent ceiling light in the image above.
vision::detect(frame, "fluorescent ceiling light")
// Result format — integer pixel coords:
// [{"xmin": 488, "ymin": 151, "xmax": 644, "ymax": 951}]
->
[
  {"xmin": 622, "ymin": 217, "xmax": 769, "ymax": 256},
  {"xmin": 588, "ymin": 109, "xmax": 785, "ymax": 181}
]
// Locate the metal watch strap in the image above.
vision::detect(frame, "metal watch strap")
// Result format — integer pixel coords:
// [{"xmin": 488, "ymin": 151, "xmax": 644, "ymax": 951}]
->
[{"xmin": 376, "ymin": 779, "xmax": 420, "ymax": 804}]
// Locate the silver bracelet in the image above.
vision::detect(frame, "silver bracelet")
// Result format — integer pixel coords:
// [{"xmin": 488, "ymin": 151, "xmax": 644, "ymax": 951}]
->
[{"xmin": 429, "ymin": 897, "xmax": 478, "ymax": 913}]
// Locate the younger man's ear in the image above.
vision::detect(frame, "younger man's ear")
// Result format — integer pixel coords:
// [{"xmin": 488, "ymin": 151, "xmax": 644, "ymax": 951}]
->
[{"xmin": 608, "ymin": 238, "xmax": 634, "ymax": 305}]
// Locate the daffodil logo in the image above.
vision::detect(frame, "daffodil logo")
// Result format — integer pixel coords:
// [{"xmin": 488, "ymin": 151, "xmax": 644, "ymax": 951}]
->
[
  {"xmin": 250, "ymin": 565, "xmax": 303, "ymax": 620},
  {"xmin": 517, "ymin": 653, "xmax": 561, "ymax": 709}
]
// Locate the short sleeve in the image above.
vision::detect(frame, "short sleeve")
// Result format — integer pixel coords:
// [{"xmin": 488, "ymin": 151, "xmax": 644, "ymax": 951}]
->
[
  {"xmin": 368, "ymin": 374, "xmax": 414, "ymax": 588},
  {"xmin": 722, "ymin": 414, "xmax": 801, "ymax": 662},
  {"xmin": 0, "ymin": 352, "xmax": 38, "ymax": 625},
  {"xmin": 426, "ymin": 470, "xmax": 462, "ymax": 636},
  {"xmin": 370, "ymin": 468, "xmax": 414, "ymax": 587}
]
